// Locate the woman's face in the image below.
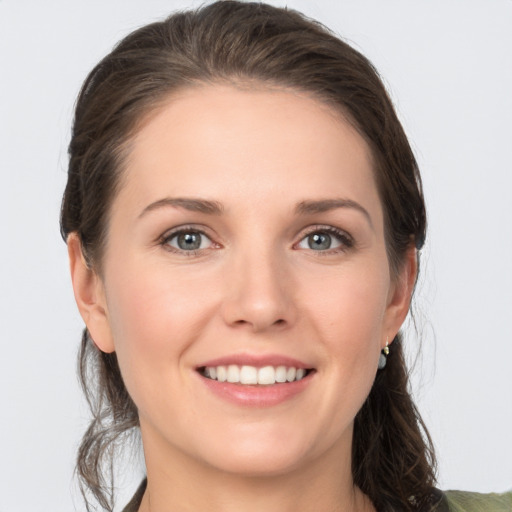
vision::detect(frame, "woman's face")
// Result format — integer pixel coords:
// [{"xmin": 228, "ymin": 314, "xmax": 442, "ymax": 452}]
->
[{"xmin": 74, "ymin": 84, "xmax": 414, "ymax": 478}]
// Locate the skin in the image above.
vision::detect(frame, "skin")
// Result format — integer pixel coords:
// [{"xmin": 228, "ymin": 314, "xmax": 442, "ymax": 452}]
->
[{"xmin": 69, "ymin": 84, "xmax": 417, "ymax": 512}]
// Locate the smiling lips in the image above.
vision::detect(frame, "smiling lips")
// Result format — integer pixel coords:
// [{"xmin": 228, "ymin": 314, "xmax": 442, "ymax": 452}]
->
[
  {"xmin": 196, "ymin": 356, "xmax": 315, "ymax": 406},
  {"xmin": 200, "ymin": 364, "xmax": 310, "ymax": 385}
]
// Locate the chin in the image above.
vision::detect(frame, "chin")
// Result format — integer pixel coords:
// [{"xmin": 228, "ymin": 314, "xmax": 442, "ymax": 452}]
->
[
  {"xmin": 205, "ymin": 448, "xmax": 308, "ymax": 478},
  {"xmin": 194, "ymin": 426, "xmax": 317, "ymax": 477}
]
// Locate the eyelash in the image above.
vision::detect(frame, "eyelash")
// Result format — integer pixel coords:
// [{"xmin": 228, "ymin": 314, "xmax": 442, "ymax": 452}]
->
[
  {"xmin": 296, "ymin": 225, "xmax": 354, "ymax": 255},
  {"xmin": 159, "ymin": 225, "xmax": 354, "ymax": 256},
  {"xmin": 159, "ymin": 226, "xmax": 215, "ymax": 257}
]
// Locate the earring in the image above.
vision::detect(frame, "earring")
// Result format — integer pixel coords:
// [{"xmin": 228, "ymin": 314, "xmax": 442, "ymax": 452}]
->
[{"xmin": 378, "ymin": 338, "xmax": 390, "ymax": 370}]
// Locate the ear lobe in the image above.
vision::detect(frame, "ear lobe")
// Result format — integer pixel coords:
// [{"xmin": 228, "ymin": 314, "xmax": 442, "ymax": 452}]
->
[
  {"xmin": 384, "ymin": 246, "xmax": 418, "ymax": 342},
  {"xmin": 67, "ymin": 233, "xmax": 115, "ymax": 354}
]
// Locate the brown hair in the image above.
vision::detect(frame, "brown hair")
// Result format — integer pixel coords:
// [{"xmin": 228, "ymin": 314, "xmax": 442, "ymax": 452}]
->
[{"xmin": 61, "ymin": 2, "xmax": 435, "ymax": 511}]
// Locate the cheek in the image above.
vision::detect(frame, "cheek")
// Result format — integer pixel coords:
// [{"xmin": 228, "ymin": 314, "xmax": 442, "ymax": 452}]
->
[
  {"xmin": 103, "ymin": 262, "xmax": 218, "ymax": 397},
  {"xmin": 309, "ymin": 262, "xmax": 389, "ymax": 346},
  {"xmin": 107, "ymin": 257, "xmax": 215, "ymax": 332},
  {"xmin": 307, "ymin": 262, "xmax": 389, "ymax": 399}
]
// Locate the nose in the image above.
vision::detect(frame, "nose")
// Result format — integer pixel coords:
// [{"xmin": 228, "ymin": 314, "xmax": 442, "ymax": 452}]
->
[{"xmin": 221, "ymin": 248, "xmax": 296, "ymax": 333}]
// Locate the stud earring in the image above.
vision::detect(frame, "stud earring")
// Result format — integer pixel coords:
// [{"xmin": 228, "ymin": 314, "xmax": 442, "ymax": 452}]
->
[{"xmin": 378, "ymin": 338, "xmax": 390, "ymax": 370}]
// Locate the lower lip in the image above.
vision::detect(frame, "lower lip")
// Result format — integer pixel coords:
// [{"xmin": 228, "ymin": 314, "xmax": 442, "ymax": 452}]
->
[{"xmin": 197, "ymin": 372, "xmax": 314, "ymax": 407}]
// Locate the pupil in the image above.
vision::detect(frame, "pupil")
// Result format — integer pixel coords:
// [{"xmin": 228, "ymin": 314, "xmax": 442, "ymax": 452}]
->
[
  {"xmin": 308, "ymin": 232, "xmax": 331, "ymax": 250},
  {"xmin": 178, "ymin": 232, "xmax": 201, "ymax": 250}
]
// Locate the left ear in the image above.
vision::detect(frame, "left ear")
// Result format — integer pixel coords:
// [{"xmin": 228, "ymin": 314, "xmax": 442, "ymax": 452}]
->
[{"xmin": 383, "ymin": 245, "xmax": 418, "ymax": 344}]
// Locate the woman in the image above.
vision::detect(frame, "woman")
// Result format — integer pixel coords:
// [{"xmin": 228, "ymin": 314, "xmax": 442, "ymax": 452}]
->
[{"xmin": 61, "ymin": 2, "xmax": 510, "ymax": 511}]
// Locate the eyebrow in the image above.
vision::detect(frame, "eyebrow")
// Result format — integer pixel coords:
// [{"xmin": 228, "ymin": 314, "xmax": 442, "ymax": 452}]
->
[
  {"xmin": 295, "ymin": 198, "xmax": 373, "ymax": 229},
  {"xmin": 138, "ymin": 197, "xmax": 224, "ymax": 218},
  {"xmin": 139, "ymin": 196, "xmax": 372, "ymax": 228}
]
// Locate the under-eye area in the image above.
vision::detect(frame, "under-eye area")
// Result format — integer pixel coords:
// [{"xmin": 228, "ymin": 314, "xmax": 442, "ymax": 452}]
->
[{"xmin": 198, "ymin": 365, "xmax": 315, "ymax": 385}]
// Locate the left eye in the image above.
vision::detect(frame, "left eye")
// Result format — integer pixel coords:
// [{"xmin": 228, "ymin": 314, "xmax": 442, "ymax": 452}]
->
[
  {"xmin": 297, "ymin": 230, "xmax": 348, "ymax": 251},
  {"xmin": 165, "ymin": 230, "xmax": 213, "ymax": 251}
]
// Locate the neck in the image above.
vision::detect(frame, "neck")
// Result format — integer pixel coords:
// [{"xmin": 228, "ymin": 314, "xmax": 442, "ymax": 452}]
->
[{"xmin": 138, "ymin": 425, "xmax": 375, "ymax": 512}]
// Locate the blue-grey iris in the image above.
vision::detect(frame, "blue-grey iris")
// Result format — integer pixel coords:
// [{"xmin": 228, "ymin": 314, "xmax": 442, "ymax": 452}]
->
[
  {"xmin": 177, "ymin": 232, "xmax": 202, "ymax": 250},
  {"xmin": 308, "ymin": 232, "xmax": 331, "ymax": 250}
]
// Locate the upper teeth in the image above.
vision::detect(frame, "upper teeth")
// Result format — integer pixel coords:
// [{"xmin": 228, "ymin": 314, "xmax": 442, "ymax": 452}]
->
[{"xmin": 203, "ymin": 365, "xmax": 307, "ymax": 385}]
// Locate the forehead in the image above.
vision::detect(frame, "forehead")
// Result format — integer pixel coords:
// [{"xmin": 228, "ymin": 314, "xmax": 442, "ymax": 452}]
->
[{"xmin": 118, "ymin": 84, "xmax": 381, "ymax": 219}]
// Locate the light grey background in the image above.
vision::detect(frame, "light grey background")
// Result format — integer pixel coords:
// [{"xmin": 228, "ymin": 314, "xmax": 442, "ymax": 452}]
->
[{"xmin": 1, "ymin": 1, "xmax": 511, "ymax": 510}]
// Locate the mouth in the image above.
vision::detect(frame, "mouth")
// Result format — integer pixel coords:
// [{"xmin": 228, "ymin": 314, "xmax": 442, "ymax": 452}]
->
[
  {"xmin": 195, "ymin": 354, "xmax": 316, "ymax": 406},
  {"xmin": 197, "ymin": 365, "xmax": 314, "ymax": 385}
]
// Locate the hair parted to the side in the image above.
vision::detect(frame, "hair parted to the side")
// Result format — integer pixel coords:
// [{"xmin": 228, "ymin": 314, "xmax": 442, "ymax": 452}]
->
[{"xmin": 61, "ymin": 2, "xmax": 434, "ymax": 511}]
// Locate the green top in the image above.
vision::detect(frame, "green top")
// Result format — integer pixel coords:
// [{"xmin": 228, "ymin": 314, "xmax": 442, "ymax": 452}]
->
[
  {"xmin": 122, "ymin": 481, "xmax": 512, "ymax": 512},
  {"xmin": 443, "ymin": 490, "xmax": 511, "ymax": 512}
]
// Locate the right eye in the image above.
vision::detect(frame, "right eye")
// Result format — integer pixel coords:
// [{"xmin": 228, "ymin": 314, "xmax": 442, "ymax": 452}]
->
[{"xmin": 163, "ymin": 229, "xmax": 214, "ymax": 253}]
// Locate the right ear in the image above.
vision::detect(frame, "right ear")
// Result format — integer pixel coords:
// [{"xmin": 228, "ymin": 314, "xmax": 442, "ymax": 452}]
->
[{"xmin": 67, "ymin": 233, "xmax": 115, "ymax": 353}]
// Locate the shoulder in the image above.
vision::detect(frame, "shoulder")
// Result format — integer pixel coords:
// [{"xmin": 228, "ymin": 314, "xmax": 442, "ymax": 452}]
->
[{"xmin": 443, "ymin": 490, "xmax": 512, "ymax": 512}]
